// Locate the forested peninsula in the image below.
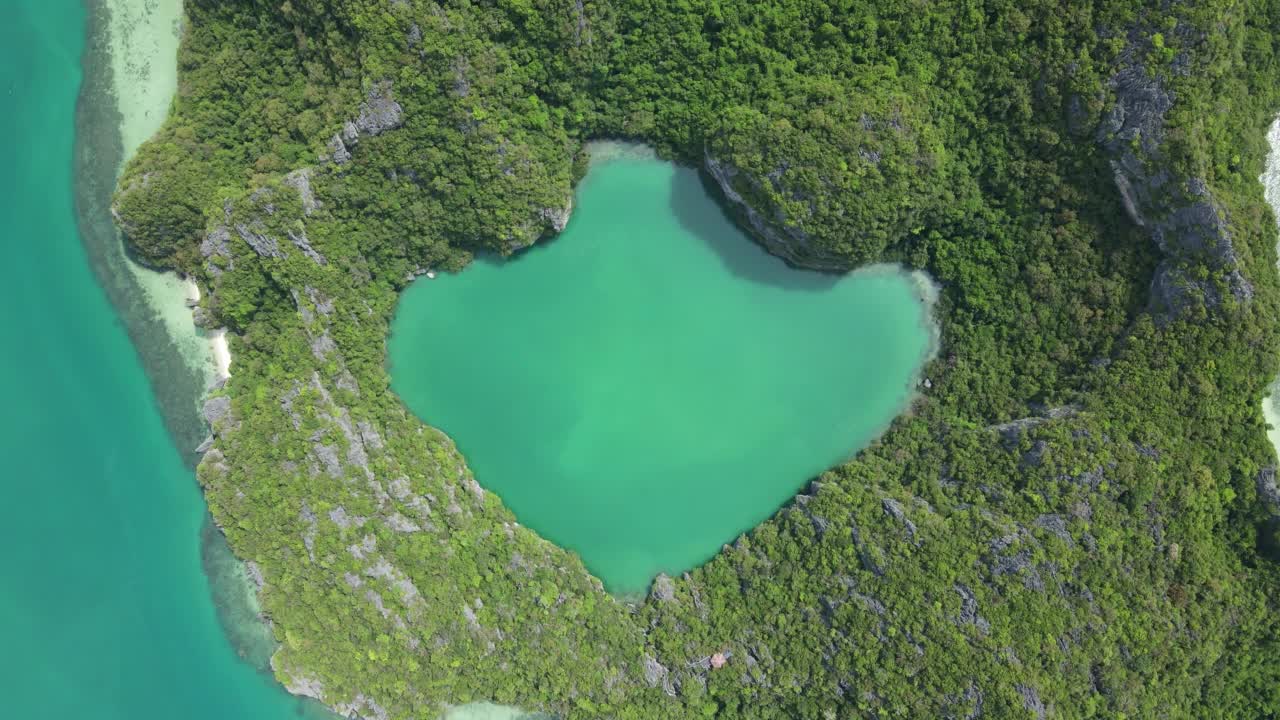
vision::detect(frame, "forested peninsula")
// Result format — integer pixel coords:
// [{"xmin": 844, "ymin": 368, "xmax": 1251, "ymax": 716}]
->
[{"xmin": 115, "ymin": 0, "xmax": 1280, "ymax": 717}]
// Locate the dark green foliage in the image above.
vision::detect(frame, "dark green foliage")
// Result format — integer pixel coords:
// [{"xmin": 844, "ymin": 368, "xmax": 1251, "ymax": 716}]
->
[
  {"xmin": 1263, "ymin": 519, "xmax": 1280, "ymax": 561},
  {"xmin": 114, "ymin": 0, "xmax": 1280, "ymax": 717},
  {"xmin": 112, "ymin": 133, "xmax": 213, "ymax": 268},
  {"xmin": 708, "ymin": 73, "xmax": 950, "ymax": 266}
]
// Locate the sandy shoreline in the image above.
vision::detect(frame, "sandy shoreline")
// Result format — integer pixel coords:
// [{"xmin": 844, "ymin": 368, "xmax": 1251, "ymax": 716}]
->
[
  {"xmin": 107, "ymin": 0, "xmax": 181, "ymax": 159},
  {"xmin": 209, "ymin": 327, "xmax": 231, "ymax": 381},
  {"xmin": 106, "ymin": 0, "xmax": 230, "ymax": 388},
  {"xmin": 97, "ymin": 4, "xmax": 540, "ymax": 717}
]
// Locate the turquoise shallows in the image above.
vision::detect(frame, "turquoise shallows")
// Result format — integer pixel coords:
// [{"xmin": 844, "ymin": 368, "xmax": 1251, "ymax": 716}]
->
[{"xmin": 0, "ymin": 3, "xmax": 328, "ymax": 718}]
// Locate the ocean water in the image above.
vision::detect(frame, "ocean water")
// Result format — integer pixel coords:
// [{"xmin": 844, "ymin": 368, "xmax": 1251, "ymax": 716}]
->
[
  {"xmin": 0, "ymin": 1, "xmax": 563, "ymax": 717},
  {"xmin": 390, "ymin": 149, "xmax": 935, "ymax": 594},
  {"xmin": 0, "ymin": 2, "xmax": 331, "ymax": 717}
]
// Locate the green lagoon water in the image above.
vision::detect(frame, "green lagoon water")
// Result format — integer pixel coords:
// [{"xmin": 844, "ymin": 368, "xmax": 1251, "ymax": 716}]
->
[
  {"xmin": 390, "ymin": 149, "xmax": 934, "ymax": 594},
  {"xmin": 0, "ymin": 3, "xmax": 329, "ymax": 718}
]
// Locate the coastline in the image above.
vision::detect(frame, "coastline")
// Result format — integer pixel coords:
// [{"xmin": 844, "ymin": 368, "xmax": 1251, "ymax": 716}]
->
[
  {"xmin": 98, "ymin": 0, "xmax": 267, "ymax": 659},
  {"xmin": 106, "ymin": 0, "xmax": 225, "ymax": 389},
  {"xmin": 74, "ymin": 0, "xmax": 210, "ymax": 464},
  {"xmin": 84, "ymin": 3, "xmax": 538, "ymax": 718},
  {"xmin": 210, "ymin": 327, "xmax": 231, "ymax": 381},
  {"xmin": 79, "ymin": 0, "xmax": 281, "ymax": 684},
  {"xmin": 589, "ymin": 139, "xmax": 943, "ymax": 400}
]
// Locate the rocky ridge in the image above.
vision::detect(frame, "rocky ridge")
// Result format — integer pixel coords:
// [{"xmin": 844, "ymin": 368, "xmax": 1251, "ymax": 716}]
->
[{"xmin": 1097, "ymin": 31, "xmax": 1255, "ymax": 319}]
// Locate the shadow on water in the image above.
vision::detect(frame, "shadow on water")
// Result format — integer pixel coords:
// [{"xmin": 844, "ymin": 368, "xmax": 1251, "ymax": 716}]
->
[{"xmin": 668, "ymin": 165, "xmax": 841, "ymax": 292}]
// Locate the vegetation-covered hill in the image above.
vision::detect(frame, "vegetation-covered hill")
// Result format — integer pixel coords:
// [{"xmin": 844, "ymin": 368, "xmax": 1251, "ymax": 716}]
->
[{"xmin": 115, "ymin": 0, "xmax": 1280, "ymax": 717}]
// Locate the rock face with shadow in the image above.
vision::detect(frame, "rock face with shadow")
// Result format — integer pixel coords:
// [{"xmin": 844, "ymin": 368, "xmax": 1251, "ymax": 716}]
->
[
  {"xmin": 703, "ymin": 151, "xmax": 845, "ymax": 272},
  {"xmin": 1097, "ymin": 29, "xmax": 1254, "ymax": 320},
  {"xmin": 701, "ymin": 84, "xmax": 949, "ymax": 272},
  {"xmin": 667, "ymin": 166, "xmax": 839, "ymax": 291}
]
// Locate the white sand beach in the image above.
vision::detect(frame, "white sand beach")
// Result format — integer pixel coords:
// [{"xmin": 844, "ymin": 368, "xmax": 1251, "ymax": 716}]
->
[{"xmin": 209, "ymin": 327, "xmax": 231, "ymax": 381}]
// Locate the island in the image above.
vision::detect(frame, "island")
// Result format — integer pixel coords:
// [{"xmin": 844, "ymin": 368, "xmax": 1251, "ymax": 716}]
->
[{"xmin": 113, "ymin": 1, "xmax": 1280, "ymax": 718}]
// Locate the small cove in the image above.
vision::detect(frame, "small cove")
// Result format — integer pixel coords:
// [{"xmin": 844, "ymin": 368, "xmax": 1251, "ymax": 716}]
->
[{"xmin": 390, "ymin": 145, "xmax": 937, "ymax": 594}]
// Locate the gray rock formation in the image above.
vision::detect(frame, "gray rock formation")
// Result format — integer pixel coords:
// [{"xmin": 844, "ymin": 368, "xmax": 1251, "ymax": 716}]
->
[
  {"xmin": 326, "ymin": 134, "xmax": 352, "ymax": 164},
  {"xmin": 287, "ymin": 228, "xmax": 327, "ymax": 265},
  {"xmin": 314, "ymin": 443, "xmax": 342, "ymax": 477},
  {"xmin": 540, "ymin": 198, "xmax": 573, "ymax": 233},
  {"xmin": 283, "ymin": 168, "xmax": 319, "ymax": 216},
  {"xmin": 329, "ymin": 506, "xmax": 366, "ymax": 529},
  {"xmin": 192, "ymin": 306, "xmax": 212, "ymax": 328},
  {"xmin": 954, "ymin": 583, "xmax": 990, "ymax": 634},
  {"xmin": 1098, "ymin": 39, "xmax": 1252, "ymax": 318},
  {"xmin": 334, "ymin": 693, "xmax": 390, "ymax": 720},
  {"xmin": 234, "ymin": 222, "xmax": 284, "ymax": 259},
  {"xmin": 310, "ymin": 331, "xmax": 336, "ymax": 359},
  {"xmin": 881, "ymin": 498, "xmax": 919, "ymax": 544},
  {"xmin": 1258, "ymin": 467, "xmax": 1280, "ymax": 514},
  {"xmin": 988, "ymin": 405, "xmax": 1078, "ymax": 444},
  {"xmin": 1016, "ymin": 684, "xmax": 1047, "ymax": 720},
  {"xmin": 202, "ymin": 395, "xmax": 232, "ymax": 428},
  {"xmin": 355, "ymin": 82, "xmax": 404, "ymax": 136},
  {"xmin": 386, "ymin": 513, "xmax": 421, "ymax": 533},
  {"xmin": 650, "ymin": 573, "xmax": 676, "ymax": 602},
  {"xmin": 642, "ymin": 654, "xmax": 675, "ymax": 696},
  {"xmin": 272, "ymin": 655, "xmax": 325, "ymax": 701},
  {"xmin": 704, "ymin": 151, "xmax": 846, "ymax": 272},
  {"xmin": 573, "ymin": 0, "xmax": 591, "ymax": 45},
  {"xmin": 201, "ymin": 226, "xmax": 231, "ymax": 260},
  {"xmin": 322, "ymin": 82, "xmax": 406, "ymax": 165},
  {"xmin": 1033, "ymin": 514, "xmax": 1073, "ymax": 544}
]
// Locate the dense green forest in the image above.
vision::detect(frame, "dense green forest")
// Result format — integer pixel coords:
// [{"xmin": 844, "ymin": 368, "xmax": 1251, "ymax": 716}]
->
[{"xmin": 115, "ymin": 0, "xmax": 1280, "ymax": 717}]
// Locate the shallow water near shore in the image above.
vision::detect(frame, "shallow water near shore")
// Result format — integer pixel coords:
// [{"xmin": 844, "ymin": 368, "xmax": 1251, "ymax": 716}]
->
[
  {"xmin": 0, "ymin": 0, "xmax": 558, "ymax": 717},
  {"xmin": 391, "ymin": 147, "xmax": 935, "ymax": 594},
  {"xmin": 0, "ymin": 2, "xmax": 329, "ymax": 717}
]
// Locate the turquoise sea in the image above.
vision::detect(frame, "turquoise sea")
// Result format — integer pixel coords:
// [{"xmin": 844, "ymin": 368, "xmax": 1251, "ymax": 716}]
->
[{"xmin": 0, "ymin": 2, "xmax": 329, "ymax": 717}]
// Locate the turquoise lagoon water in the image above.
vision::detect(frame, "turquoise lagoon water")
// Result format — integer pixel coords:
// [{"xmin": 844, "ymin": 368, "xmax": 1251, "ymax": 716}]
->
[{"xmin": 390, "ymin": 149, "xmax": 935, "ymax": 594}]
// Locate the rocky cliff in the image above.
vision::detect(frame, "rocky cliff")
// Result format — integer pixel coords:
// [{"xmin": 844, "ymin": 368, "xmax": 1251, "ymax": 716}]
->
[{"xmin": 1098, "ymin": 30, "xmax": 1255, "ymax": 319}]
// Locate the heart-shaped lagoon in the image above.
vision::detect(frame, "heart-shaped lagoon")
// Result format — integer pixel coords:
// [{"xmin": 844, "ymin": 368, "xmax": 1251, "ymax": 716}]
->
[{"xmin": 389, "ymin": 145, "xmax": 935, "ymax": 594}]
